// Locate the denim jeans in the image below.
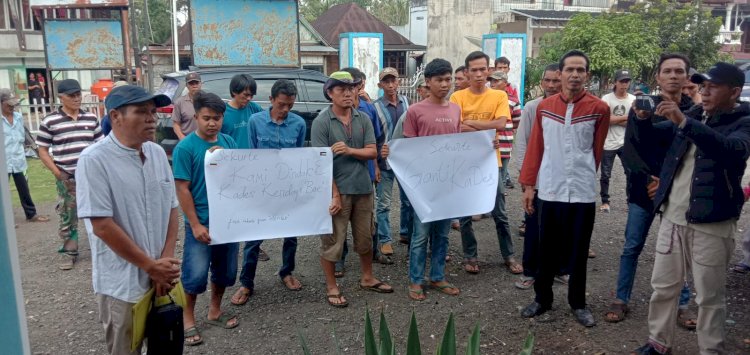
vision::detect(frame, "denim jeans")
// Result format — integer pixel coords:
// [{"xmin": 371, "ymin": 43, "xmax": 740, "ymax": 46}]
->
[
  {"xmin": 376, "ymin": 170, "xmax": 396, "ymax": 244},
  {"xmin": 399, "ymin": 182, "xmax": 415, "ymax": 239},
  {"xmin": 500, "ymin": 157, "xmax": 511, "ymax": 184},
  {"xmin": 239, "ymin": 237, "xmax": 298, "ymax": 290},
  {"xmin": 181, "ymin": 223, "xmax": 239, "ymax": 295},
  {"xmin": 616, "ymin": 203, "xmax": 690, "ymax": 306},
  {"xmin": 460, "ymin": 170, "xmax": 514, "ymax": 260},
  {"xmin": 409, "ymin": 218, "xmax": 450, "ymax": 284}
]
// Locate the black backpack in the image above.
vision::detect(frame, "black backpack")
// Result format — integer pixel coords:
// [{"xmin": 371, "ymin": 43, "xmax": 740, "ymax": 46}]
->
[{"xmin": 145, "ymin": 294, "xmax": 184, "ymax": 355}]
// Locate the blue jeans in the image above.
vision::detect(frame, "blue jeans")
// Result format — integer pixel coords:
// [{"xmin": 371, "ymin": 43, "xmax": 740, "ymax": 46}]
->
[
  {"xmin": 616, "ymin": 203, "xmax": 690, "ymax": 306},
  {"xmin": 409, "ymin": 218, "xmax": 450, "ymax": 284},
  {"xmin": 500, "ymin": 157, "xmax": 511, "ymax": 184},
  {"xmin": 376, "ymin": 170, "xmax": 396, "ymax": 244},
  {"xmin": 181, "ymin": 223, "xmax": 239, "ymax": 295},
  {"xmin": 460, "ymin": 171, "xmax": 514, "ymax": 259},
  {"xmin": 239, "ymin": 237, "xmax": 297, "ymax": 290},
  {"xmin": 399, "ymin": 182, "xmax": 415, "ymax": 239}
]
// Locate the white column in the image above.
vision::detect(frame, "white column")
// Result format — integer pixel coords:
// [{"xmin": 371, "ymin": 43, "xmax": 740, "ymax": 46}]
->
[{"xmin": 726, "ymin": 3, "xmax": 735, "ymax": 31}]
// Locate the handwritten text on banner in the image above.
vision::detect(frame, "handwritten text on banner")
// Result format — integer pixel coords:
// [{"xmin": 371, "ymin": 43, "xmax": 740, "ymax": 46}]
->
[
  {"xmin": 387, "ymin": 130, "xmax": 499, "ymax": 223},
  {"xmin": 204, "ymin": 148, "xmax": 333, "ymax": 244}
]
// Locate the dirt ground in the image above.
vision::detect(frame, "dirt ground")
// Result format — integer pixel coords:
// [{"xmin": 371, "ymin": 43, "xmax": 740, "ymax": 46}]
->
[{"xmin": 13, "ymin": 161, "xmax": 750, "ymax": 355}]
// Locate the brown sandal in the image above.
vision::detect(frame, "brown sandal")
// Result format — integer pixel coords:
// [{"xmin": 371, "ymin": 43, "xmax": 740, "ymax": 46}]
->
[
  {"xmin": 326, "ymin": 293, "xmax": 348, "ymax": 308},
  {"xmin": 505, "ymin": 258, "xmax": 523, "ymax": 274},
  {"xmin": 408, "ymin": 286, "xmax": 426, "ymax": 301},
  {"xmin": 677, "ymin": 308, "xmax": 697, "ymax": 330},
  {"xmin": 464, "ymin": 259, "xmax": 480, "ymax": 274},
  {"xmin": 230, "ymin": 287, "xmax": 252, "ymax": 306},
  {"xmin": 604, "ymin": 302, "xmax": 629, "ymax": 323}
]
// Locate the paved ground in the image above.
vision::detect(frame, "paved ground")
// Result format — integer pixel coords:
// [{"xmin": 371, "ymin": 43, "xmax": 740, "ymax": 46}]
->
[{"xmin": 14, "ymin": 160, "xmax": 750, "ymax": 354}]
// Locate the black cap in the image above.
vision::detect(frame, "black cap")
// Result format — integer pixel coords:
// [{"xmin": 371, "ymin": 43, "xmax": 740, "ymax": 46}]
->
[
  {"xmin": 690, "ymin": 62, "xmax": 744, "ymax": 88},
  {"xmin": 57, "ymin": 79, "xmax": 81, "ymax": 95},
  {"xmin": 614, "ymin": 70, "xmax": 632, "ymax": 82},
  {"xmin": 105, "ymin": 85, "xmax": 171, "ymax": 111}
]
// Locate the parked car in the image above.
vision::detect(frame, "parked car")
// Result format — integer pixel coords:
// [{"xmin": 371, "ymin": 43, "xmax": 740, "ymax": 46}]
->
[
  {"xmin": 741, "ymin": 68, "xmax": 750, "ymax": 103},
  {"xmin": 154, "ymin": 67, "xmax": 330, "ymax": 156}
]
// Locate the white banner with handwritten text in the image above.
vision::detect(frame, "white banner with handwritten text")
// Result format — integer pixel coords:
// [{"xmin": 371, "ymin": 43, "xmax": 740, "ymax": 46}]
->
[
  {"xmin": 204, "ymin": 148, "xmax": 333, "ymax": 244},
  {"xmin": 387, "ymin": 131, "xmax": 498, "ymax": 223}
]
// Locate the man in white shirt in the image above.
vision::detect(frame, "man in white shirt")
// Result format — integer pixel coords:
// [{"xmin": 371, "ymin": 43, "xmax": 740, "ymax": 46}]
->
[{"xmin": 599, "ymin": 70, "xmax": 635, "ymax": 213}]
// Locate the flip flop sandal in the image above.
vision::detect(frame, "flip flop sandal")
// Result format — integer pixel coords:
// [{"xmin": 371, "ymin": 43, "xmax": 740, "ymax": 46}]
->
[
  {"xmin": 464, "ymin": 260, "xmax": 480, "ymax": 274},
  {"xmin": 184, "ymin": 326, "xmax": 203, "ymax": 346},
  {"xmin": 430, "ymin": 282, "xmax": 460, "ymax": 296},
  {"xmin": 514, "ymin": 276, "xmax": 535, "ymax": 290},
  {"xmin": 731, "ymin": 263, "xmax": 750, "ymax": 274},
  {"xmin": 360, "ymin": 282, "xmax": 394, "ymax": 293},
  {"xmin": 604, "ymin": 302, "xmax": 629, "ymax": 323},
  {"xmin": 27, "ymin": 215, "xmax": 49, "ymax": 222},
  {"xmin": 326, "ymin": 293, "xmax": 348, "ymax": 308},
  {"xmin": 230, "ymin": 288, "xmax": 252, "ymax": 305},
  {"xmin": 334, "ymin": 265, "xmax": 345, "ymax": 278},
  {"xmin": 205, "ymin": 313, "xmax": 239, "ymax": 329},
  {"xmin": 408, "ymin": 287, "xmax": 426, "ymax": 301},
  {"xmin": 281, "ymin": 276, "xmax": 302, "ymax": 291},
  {"xmin": 677, "ymin": 308, "xmax": 697, "ymax": 330},
  {"xmin": 505, "ymin": 258, "xmax": 523, "ymax": 274}
]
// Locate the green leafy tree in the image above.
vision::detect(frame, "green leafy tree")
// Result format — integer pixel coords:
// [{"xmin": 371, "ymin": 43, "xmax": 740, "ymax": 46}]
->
[{"xmin": 132, "ymin": 0, "xmax": 177, "ymax": 48}]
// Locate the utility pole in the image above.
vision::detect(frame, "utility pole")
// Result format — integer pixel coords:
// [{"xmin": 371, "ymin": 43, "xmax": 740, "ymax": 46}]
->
[{"xmin": 172, "ymin": 0, "xmax": 180, "ymax": 72}]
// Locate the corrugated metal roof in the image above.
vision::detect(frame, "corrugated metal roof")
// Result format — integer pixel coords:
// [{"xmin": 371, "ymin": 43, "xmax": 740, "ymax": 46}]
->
[
  {"xmin": 510, "ymin": 9, "xmax": 590, "ymax": 20},
  {"xmin": 311, "ymin": 3, "xmax": 424, "ymax": 50},
  {"xmin": 301, "ymin": 45, "xmax": 337, "ymax": 53}
]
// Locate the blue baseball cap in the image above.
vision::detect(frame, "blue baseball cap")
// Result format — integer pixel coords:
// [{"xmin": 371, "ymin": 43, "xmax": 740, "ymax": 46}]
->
[{"xmin": 105, "ymin": 85, "xmax": 171, "ymax": 111}]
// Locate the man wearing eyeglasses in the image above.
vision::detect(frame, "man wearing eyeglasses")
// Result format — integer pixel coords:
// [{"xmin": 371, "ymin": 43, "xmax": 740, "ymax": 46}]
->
[{"xmin": 172, "ymin": 72, "xmax": 203, "ymax": 140}]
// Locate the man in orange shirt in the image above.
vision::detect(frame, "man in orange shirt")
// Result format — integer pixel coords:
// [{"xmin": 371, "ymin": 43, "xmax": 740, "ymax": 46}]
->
[{"xmin": 450, "ymin": 51, "xmax": 521, "ymax": 276}]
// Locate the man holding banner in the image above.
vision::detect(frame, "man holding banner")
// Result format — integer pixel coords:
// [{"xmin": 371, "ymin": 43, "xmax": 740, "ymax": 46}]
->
[
  {"xmin": 519, "ymin": 50, "xmax": 610, "ymax": 327},
  {"xmin": 402, "ymin": 58, "xmax": 462, "ymax": 301},
  {"xmin": 231, "ymin": 79, "xmax": 306, "ymax": 306},
  {"xmin": 450, "ymin": 51, "xmax": 520, "ymax": 275},
  {"xmin": 311, "ymin": 71, "xmax": 394, "ymax": 308}
]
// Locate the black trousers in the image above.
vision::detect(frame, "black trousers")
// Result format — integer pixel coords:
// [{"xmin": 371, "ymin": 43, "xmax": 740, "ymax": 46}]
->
[
  {"xmin": 533, "ymin": 200, "xmax": 595, "ymax": 310},
  {"xmin": 9, "ymin": 172, "xmax": 37, "ymax": 219},
  {"xmin": 599, "ymin": 147, "xmax": 627, "ymax": 204},
  {"xmin": 522, "ymin": 192, "xmax": 572, "ymax": 278}
]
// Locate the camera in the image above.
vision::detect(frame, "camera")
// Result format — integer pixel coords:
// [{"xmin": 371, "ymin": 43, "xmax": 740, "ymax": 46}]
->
[{"xmin": 634, "ymin": 95, "xmax": 663, "ymax": 112}]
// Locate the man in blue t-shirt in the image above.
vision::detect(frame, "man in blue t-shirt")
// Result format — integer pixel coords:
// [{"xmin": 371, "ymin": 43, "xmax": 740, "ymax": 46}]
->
[
  {"xmin": 173, "ymin": 91, "xmax": 239, "ymax": 346},
  {"xmin": 230, "ymin": 79, "xmax": 307, "ymax": 306}
]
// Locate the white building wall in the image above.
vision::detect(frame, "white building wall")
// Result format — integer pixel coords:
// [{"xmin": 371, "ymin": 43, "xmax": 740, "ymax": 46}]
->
[
  {"xmin": 409, "ymin": 6, "xmax": 427, "ymax": 46},
  {"xmin": 426, "ymin": 0, "xmax": 492, "ymax": 68}
]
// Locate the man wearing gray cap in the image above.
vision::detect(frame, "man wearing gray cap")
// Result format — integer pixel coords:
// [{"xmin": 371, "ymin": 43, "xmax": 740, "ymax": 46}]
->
[
  {"xmin": 2, "ymin": 88, "xmax": 49, "ymax": 223},
  {"xmin": 172, "ymin": 72, "xmax": 202, "ymax": 140},
  {"xmin": 76, "ymin": 84, "xmax": 180, "ymax": 355},
  {"xmin": 36, "ymin": 78, "xmax": 103, "ymax": 270},
  {"xmin": 631, "ymin": 62, "xmax": 750, "ymax": 355}
]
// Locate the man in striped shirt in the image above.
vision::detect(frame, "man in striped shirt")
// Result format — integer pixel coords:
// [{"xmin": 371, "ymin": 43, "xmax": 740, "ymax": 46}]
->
[{"xmin": 36, "ymin": 79, "xmax": 103, "ymax": 270}]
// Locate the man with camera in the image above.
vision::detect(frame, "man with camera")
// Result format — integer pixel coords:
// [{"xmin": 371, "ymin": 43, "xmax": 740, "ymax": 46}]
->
[
  {"xmin": 630, "ymin": 62, "xmax": 750, "ymax": 355},
  {"xmin": 606, "ymin": 54, "xmax": 695, "ymax": 326}
]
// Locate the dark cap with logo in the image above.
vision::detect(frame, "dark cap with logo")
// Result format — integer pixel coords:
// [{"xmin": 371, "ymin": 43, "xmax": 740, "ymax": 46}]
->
[
  {"xmin": 105, "ymin": 85, "xmax": 171, "ymax": 111},
  {"xmin": 57, "ymin": 79, "xmax": 81, "ymax": 95},
  {"xmin": 690, "ymin": 62, "xmax": 744, "ymax": 88},
  {"xmin": 614, "ymin": 70, "xmax": 632, "ymax": 82},
  {"xmin": 185, "ymin": 72, "xmax": 201, "ymax": 83}
]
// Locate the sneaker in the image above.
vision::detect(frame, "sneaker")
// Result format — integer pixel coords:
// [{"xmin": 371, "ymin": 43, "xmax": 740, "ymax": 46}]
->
[
  {"xmin": 521, "ymin": 301, "xmax": 550, "ymax": 318},
  {"xmin": 518, "ymin": 222, "xmax": 526, "ymax": 236},
  {"xmin": 380, "ymin": 243, "xmax": 394, "ymax": 256},
  {"xmin": 632, "ymin": 343, "xmax": 669, "ymax": 355},
  {"xmin": 59, "ymin": 253, "xmax": 76, "ymax": 270},
  {"xmin": 258, "ymin": 248, "xmax": 270, "ymax": 261},
  {"xmin": 505, "ymin": 180, "xmax": 515, "ymax": 189}
]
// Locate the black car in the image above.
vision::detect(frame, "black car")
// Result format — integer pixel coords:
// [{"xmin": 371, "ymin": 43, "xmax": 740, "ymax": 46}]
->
[{"xmin": 154, "ymin": 67, "xmax": 330, "ymax": 155}]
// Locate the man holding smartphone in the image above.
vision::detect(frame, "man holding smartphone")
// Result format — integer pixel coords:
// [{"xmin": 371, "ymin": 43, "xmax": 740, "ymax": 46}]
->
[
  {"xmin": 630, "ymin": 62, "xmax": 750, "ymax": 355},
  {"xmin": 606, "ymin": 54, "xmax": 695, "ymax": 327}
]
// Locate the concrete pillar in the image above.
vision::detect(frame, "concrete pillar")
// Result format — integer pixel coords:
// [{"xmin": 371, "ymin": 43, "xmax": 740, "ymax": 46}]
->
[{"xmin": 726, "ymin": 3, "xmax": 735, "ymax": 31}]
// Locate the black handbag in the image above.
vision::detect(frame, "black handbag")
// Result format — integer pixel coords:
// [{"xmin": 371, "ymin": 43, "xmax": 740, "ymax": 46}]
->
[{"xmin": 145, "ymin": 293, "xmax": 184, "ymax": 355}]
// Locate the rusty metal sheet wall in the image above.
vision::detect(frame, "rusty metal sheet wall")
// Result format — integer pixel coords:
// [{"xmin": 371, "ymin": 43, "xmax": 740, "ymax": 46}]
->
[
  {"xmin": 43, "ymin": 20, "xmax": 124, "ymax": 70},
  {"xmin": 190, "ymin": 0, "xmax": 300, "ymax": 67}
]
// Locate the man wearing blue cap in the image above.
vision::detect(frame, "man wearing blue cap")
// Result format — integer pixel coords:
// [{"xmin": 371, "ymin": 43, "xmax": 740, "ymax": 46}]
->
[
  {"xmin": 76, "ymin": 85, "xmax": 181, "ymax": 355},
  {"xmin": 631, "ymin": 62, "xmax": 750, "ymax": 355}
]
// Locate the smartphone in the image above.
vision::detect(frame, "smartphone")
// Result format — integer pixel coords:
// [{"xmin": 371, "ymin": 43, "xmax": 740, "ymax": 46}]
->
[{"xmin": 634, "ymin": 95, "xmax": 663, "ymax": 112}]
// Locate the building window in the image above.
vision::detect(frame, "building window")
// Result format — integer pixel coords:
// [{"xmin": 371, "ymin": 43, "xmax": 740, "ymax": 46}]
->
[
  {"xmin": 0, "ymin": 1, "xmax": 7, "ymax": 30},
  {"xmin": 21, "ymin": 0, "xmax": 41, "ymax": 31},
  {"xmin": 384, "ymin": 51, "xmax": 406, "ymax": 77}
]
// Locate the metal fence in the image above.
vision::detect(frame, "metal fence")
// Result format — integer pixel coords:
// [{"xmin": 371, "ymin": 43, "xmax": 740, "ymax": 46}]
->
[
  {"xmin": 19, "ymin": 95, "xmax": 104, "ymax": 135},
  {"xmin": 397, "ymin": 64, "xmax": 426, "ymax": 104}
]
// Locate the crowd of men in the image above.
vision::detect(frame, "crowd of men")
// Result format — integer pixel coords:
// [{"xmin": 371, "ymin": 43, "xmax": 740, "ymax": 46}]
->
[{"xmin": 4, "ymin": 47, "xmax": 750, "ymax": 355}]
